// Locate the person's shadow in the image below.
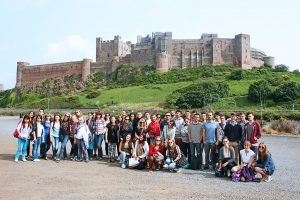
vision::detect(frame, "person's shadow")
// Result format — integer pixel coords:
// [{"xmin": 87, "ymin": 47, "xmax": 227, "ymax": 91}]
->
[{"xmin": 0, "ymin": 154, "xmax": 16, "ymax": 161}]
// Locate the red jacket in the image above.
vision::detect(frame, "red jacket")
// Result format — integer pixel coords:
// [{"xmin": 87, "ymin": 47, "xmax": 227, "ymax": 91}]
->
[
  {"xmin": 148, "ymin": 121, "xmax": 161, "ymax": 138},
  {"xmin": 244, "ymin": 121, "xmax": 262, "ymax": 144},
  {"xmin": 148, "ymin": 144, "xmax": 164, "ymax": 156}
]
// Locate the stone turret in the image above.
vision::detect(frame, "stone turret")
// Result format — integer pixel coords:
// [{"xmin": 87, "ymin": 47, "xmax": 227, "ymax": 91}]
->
[
  {"xmin": 16, "ymin": 61, "xmax": 30, "ymax": 87},
  {"xmin": 263, "ymin": 56, "xmax": 275, "ymax": 68},
  {"xmin": 156, "ymin": 52, "xmax": 169, "ymax": 72},
  {"xmin": 82, "ymin": 59, "xmax": 92, "ymax": 82},
  {"xmin": 96, "ymin": 37, "xmax": 102, "ymax": 62}
]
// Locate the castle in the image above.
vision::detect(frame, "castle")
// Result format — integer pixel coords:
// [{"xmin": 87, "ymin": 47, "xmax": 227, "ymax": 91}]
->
[{"xmin": 16, "ymin": 32, "xmax": 274, "ymax": 87}]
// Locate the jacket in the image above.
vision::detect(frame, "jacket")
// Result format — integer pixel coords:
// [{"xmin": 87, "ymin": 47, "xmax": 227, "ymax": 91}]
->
[{"xmin": 243, "ymin": 121, "xmax": 262, "ymax": 144}]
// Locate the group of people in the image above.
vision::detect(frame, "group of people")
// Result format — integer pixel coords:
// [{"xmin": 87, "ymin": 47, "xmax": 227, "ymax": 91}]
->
[{"xmin": 14, "ymin": 108, "xmax": 275, "ymax": 182}]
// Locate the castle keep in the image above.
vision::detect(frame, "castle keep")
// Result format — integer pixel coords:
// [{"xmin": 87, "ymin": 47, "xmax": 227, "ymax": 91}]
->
[{"xmin": 16, "ymin": 32, "xmax": 274, "ymax": 87}]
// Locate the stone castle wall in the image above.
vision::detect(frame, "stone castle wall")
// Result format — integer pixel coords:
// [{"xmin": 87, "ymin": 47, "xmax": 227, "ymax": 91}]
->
[{"xmin": 16, "ymin": 32, "xmax": 274, "ymax": 88}]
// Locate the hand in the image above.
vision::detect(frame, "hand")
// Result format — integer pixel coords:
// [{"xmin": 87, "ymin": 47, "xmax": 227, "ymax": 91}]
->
[
  {"xmin": 254, "ymin": 137, "xmax": 257, "ymax": 140},
  {"xmin": 222, "ymin": 162, "xmax": 228, "ymax": 167},
  {"xmin": 74, "ymin": 139, "xmax": 76, "ymax": 144},
  {"xmin": 105, "ymin": 140, "xmax": 108, "ymax": 143},
  {"xmin": 135, "ymin": 156, "xmax": 138, "ymax": 160}
]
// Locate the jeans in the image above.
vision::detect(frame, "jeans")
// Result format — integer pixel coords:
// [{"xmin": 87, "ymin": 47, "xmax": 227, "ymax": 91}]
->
[
  {"xmin": 41, "ymin": 134, "xmax": 51, "ymax": 158},
  {"xmin": 165, "ymin": 158, "xmax": 176, "ymax": 170},
  {"xmin": 251, "ymin": 145, "xmax": 258, "ymax": 161},
  {"xmin": 69, "ymin": 137, "xmax": 78, "ymax": 157},
  {"xmin": 95, "ymin": 134, "xmax": 104, "ymax": 158},
  {"xmin": 15, "ymin": 138, "xmax": 29, "ymax": 160},
  {"xmin": 77, "ymin": 139, "xmax": 88, "ymax": 160},
  {"xmin": 120, "ymin": 151, "xmax": 127, "ymax": 164},
  {"xmin": 204, "ymin": 142, "xmax": 216, "ymax": 168},
  {"xmin": 32, "ymin": 137, "xmax": 41, "ymax": 160},
  {"xmin": 26, "ymin": 139, "xmax": 31, "ymax": 157},
  {"xmin": 182, "ymin": 142, "xmax": 190, "ymax": 163},
  {"xmin": 52, "ymin": 136, "xmax": 59, "ymax": 158},
  {"xmin": 58, "ymin": 134, "xmax": 69, "ymax": 160},
  {"xmin": 108, "ymin": 142, "xmax": 117, "ymax": 159},
  {"xmin": 190, "ymin": 143, "xmax": 203, "ymax": 162}
]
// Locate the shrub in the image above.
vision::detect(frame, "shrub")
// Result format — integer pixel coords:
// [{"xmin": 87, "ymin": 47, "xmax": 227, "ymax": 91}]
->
[
  {"xmin": 86, "ymin": 91, "xmax": 101, "ymax": 99},
  {"xmin": 229, "ymin": 69, "xmax": 245, "ymax": 80},
  {"xmin": 248, "ymin": 80, "xmax": 272, "ymax": 103},
  {"xmin": 273, "ymin": 82, "xmax": 299, "ymax": 102},
  {"xmin": 274, "ymin": 64, "xmax": 289, "ymax": 72},
  {"xmin": 165, "ymin": 82, "xmax": 229, "ymax": 108},
  {"xmin": 268, "ymin": 120, "xmax": 299, "ymax": 135},
  {"xmin": 92, "ymin": 72, "xmax": 104, "ymax": 82}
]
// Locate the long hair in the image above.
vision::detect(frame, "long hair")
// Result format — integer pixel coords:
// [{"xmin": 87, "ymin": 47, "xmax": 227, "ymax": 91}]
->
[
  {"xmin": 120, "ymin": 134, "xmax": 133, "ymax": 151},
  {"xmin": 258, "ymin": 142, "xmax": 268, "ymax": 163},
  {"xmin": 22, "ymin": 115, "xmax": 31, "ymax": 128}
]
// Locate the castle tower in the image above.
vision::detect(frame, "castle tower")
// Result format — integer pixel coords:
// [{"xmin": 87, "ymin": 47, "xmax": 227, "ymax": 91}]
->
[
  {"xmin": 96, "ymin": 37, "xmax": 102, "ymax": 62},
  {"xmin": 82, "ymin": 59, "xmax": 92, "ymax": 82},
  {"xmin": 263, "ymin": 56, "xmax": 275, "ymax": 68},
  {"xmin": 156, "ymin": 52, "xmax": 169, "ymax": 72},
  {"xmin": 234, "ymin": 34, "xmax": 251, "ymax": 69},
  {"xmin": 113, "ymin": 35, "xmax": 121, "ymax": 57},
  {"xmin": 16, "ymin": 61, "xmax": 30, "ymax": 87}
]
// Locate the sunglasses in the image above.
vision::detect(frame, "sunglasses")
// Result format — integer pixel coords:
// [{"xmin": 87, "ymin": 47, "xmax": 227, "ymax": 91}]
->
[
  {"xmin": 259, "ymin": 146, "xmax": 265, "ymax": 149},
  {"xmin": 168, "ymin": 142, "xmax": 173, "ymax": 144},
  {"xmin": 156, "ymin": 140, "xmax": 161, "ymax": 142},
  {"xmin": 125, "ymin": 119, "xmax": 130, "ymax": 120}
]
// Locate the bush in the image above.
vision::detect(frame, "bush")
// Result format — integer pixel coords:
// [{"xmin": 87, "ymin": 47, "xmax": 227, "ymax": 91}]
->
[
  {"xmin": 268, "ymin": 120, "xmax": 299, "ymax": 135},
  {"xmin": 273, "ymin": 82, "xmax": 299, "ymax": 102},
  {"xmin": 86, "ymin": 91, "xmax": 101, "ymax": 99},
  {"xmin": 165, "ymin": 82, "xmax": 229, "ymax": 108},
  {"xmin": 274, "ymin": 64, "xmax": 289, "ymax": 72},
  {"xmin": 92, "ymin": 72, "xmax": 104, "ymax": 82},
  {"xmin": 229, "ymin": 69, "xmax": 245, "ymax": 80},
  {"xmin": 248, "ymin": 80, "xmax": 272, "ymax": 103}
]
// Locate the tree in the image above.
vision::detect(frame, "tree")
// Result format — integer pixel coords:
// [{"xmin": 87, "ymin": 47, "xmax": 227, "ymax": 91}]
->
[
  {"xmin": 273, "ymin": 82, "xmax": 299, "ymax": 102},
  {"xmin": 165, "ymin": 82, "xmax": 229, "ymax": 108},
  {"xmin": 274, "ymin": 64, "xmax": 289, "ymax": 72},
  {"xmin": 248, "ymin": 80, "xmax": 272, "ymax": 103},
  {"xmin": 229, "ymin": 69, "xmax": 245, "ymax": 80}
]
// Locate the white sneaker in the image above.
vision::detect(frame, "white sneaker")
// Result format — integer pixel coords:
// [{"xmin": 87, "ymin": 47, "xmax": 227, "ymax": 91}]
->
[
  {"xmin": 163, "ymin": 164, "xmax": 169, "ymax": 169},
  {"xmin": 33, "ymin": 159, "xmax": 40, "ymax": 162},
  {"xmin": 36, "ymin": 159, "xmax": 40, "ymax": 162},
  {"xmin": 264, "ymin": 175, "xmax": 272, "ymax": 182},
  {"xmin": 121, "ymin": 164, "xmax": 126, "ymax": 169},
  {"xmin": 14, "ymin": 159, "xmax": 18, "ymax": 162},
  {"xmin": 22, "ymin": 159, "xmax": 27, "ymax": 162}
]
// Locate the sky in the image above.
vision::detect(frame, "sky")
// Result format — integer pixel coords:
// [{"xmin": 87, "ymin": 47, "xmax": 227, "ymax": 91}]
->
[{"xmin": 0, "ymin": 0, "xmax": 300, "ymax": 89}]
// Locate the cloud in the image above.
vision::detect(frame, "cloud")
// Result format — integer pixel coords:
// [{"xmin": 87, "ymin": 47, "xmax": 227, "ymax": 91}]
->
[{"xmin": 43, "ymin": 34, "xmax": 94, "ymax": 63}]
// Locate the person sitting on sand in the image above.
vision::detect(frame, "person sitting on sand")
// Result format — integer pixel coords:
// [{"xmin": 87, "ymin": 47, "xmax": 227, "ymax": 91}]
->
[
  {"xmin": 119, "ymin": 134, "xmax": 134, "ymax": 169},
  {"xmin": 132, "ymin": 134, "xmax": 149, "ymax": 169},
  {"xmin": 147, "ymin": 136, "xmax": 164, "ymax": 172}
]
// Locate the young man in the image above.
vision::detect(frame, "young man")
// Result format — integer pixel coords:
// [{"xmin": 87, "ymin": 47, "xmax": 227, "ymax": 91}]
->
[
  {"xmin": 244, "ymin": 112, "xmax": 262, "ymax": 160},
  {"xmin": 224, "ymin": 112, "xmax": 243, "ymax": 165},
  {"xmin": 147, "ymin": 114, "xmax": 161, "ymax": 144},
  {"xmin": 174, "ymin": 110, "xmax": 184, "ymax": 150},
  {"xmin": 202, "ymin": 112, "xmax": 220, "ymax": 169},
  {"xmin": 188, "ymin": 113, "xmax": 203, "ymax": 169}
]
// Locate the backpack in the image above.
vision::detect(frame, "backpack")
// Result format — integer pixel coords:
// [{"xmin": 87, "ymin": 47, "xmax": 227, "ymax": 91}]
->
[
  {"xmin": 190, "ymin": 157, "xmax": 202, "ymax": 170},
  {"xmin": 232, "ymin": 172, "xmax": 240, "ymax": 182}
]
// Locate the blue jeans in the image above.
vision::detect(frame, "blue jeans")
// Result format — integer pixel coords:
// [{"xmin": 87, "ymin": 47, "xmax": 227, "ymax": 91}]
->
[
  {"xmin": 120, "ymin": 151, "xmax": 127, "ymax": 165},
  {"xmin": 165, "ymin": 158, "xmax": 176, "ymax": 170},
  {"xmin": 77, "ymin": 139, "xmax": 88, "ymax": 160},
  {"xmin": 32, "ymin": 137, "xmax": 41, "ymax": 160},
  {"xmin": 15, "ymin": 138, "xmax": 29, "ymax": 160},
  {"xmin": 190, "ymin": 143, "xmax": 203, "ymax": 159},
  {"xmin": 52, "ymin": 136, "xmax": 59, "ymax": 158},
  {"xmin": 95, "ymin": 134, "xmax": 104, "ymax": 158},
  {"xmin": 251, "ymin": 145, "xmax": 258, "ymax": 161},
  {"xmin": 58, "ymin": 134, "xmax": 69, "ymax": 160}
]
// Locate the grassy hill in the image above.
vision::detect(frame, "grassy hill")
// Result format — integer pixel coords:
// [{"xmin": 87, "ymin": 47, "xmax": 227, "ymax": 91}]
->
[{"xmin": 1, "ymin": 65, "xmax": 299, "ymax": 117}]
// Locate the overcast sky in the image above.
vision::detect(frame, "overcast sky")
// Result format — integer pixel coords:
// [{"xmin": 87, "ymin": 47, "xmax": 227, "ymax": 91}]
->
[{"xmin": 1, "ymin": 0, "xmax": 299, "ymax": 89}]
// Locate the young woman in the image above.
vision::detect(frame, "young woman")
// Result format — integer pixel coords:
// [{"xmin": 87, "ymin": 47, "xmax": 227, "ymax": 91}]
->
[
  {"xmin": 41, "ymin": 114, "xmax": 52, "ymax": 160},
  {"xmin": 254, "ymin": 142, "xmax": 275, "ymax": 182},
  {"xmin": 50, "ymin": 114, "xmax": 61, "ymax": 160},
  {"xmin": 70, "ymin": 115, "xmax": 79, "ymax": 161},
  {"xmin": 15, "ymin": 115, "xmax": 32, "ymax": 162},
  {"xmin": 164, "ymin": 140, "xmax": 189, "ymax": 172},
  {"xmin": 147, "ymin": 136, "xmax": 164, "ymax": 172},
  {"xmin": 27, "ymin": 111, "xmax": 35, "ymax": 158},
  {"xmin": 162, "ymin": 121, "xmax": 176, "ymax": 147},
  {"xmin": 119, "ymin": 134, "xmax": 134, "ymax": 169},
  {"xmin": 119, "ymin": 116, "xmax": 133, "ymax": 141},
  {"xmin": 57, "ymin": 113, "xmax": 71, "ymax": 161},
  {"xmin": 86, "ymin": 113, "xmax": 95, "ymax": 160},
  {"xmin": 32, "ymin": 115, "xmax": 44, "ymax": 162},
  {"xmin": 75, "ymin": 117, "xmax": 90, "ymax": 162},
  {"xmin": 239, "ymin": 140, "xmax": 256, "ymax": 182},
  {"xmin": 94, "ymin": 112, "xmax": 106, "ymax": 160},
  {"xmin": 217, "ymin": 137, "xmax": 237, "ymax": 176},
  {"xmin": 181, "ymin": 118, "xmax": 190, "ymax": 162},
  {"xmin": 134, "ymin": 119, "xmax": 148, "ymax": 142},
  {"xmin": 106, "ymin": 116, "xmax": 119, "ymax": 162},
  {"xmin": 132, "ymin": 134, "xmax": 149, "ymax": 169}
]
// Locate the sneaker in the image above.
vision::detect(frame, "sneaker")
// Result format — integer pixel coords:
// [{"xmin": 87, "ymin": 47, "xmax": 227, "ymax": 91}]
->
[
  {"xmin": 163, "ymin": 164, "xmax": 169, "ymax": 169},
  {"xmin": 33, "ymin": 159, "xmax": 39, "ymax": 162},
  {"xmin": 227, "ymin": 170, "xmax": 231, "ymax": 177},
  {"xmin": 173, "ymin": 168, "xmax": 181, "ymax": 173},
  {"xmin": 148, "ymin": 169, "xmax": 153, "ymax": 173},
  {"xmin": 98, "ymin": 157, "xmax": 103, "ymax": 161},
  {"xmin": 121, "ymin": 164, "xmax": 126, "ymax": 169},
  {"xmin": 22, "ymin": 159, "xmax": 27, "ymax": 162},
  {"xmin": 14, "ymin": 159, "xmax": 18, "ymax": 162},
  {"xmin": 264, "ymin": 176, "xmax": 272, "ymax": 182},
  {"xmin": 44, "ymin": 157, "xmax": 48, "ymax": 160},
  {"xmin": 240, "ymin": 177, "xmax": 245, "ymax": 182},
  {"xmin": 56, "ymin": 159, "xmax": 60, "ymax": 162}
]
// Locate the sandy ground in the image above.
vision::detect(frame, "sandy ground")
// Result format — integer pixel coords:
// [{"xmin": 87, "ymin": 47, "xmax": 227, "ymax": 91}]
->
[{"xmin": 1, "ymin": 118, "xmax": 300, "ymax": 200}]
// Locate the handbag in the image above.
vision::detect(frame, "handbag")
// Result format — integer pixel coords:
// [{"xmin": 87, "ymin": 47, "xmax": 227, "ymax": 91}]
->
[
  {"xmin": 128, "ymin": 157, "xmax": 140, "ymax": 168},
  {"xmin": 13, "ymin": 129, "xmax": 19, "ymax": 138},
  {"xmin": 241, "ymin": 166, "xmax": 255, "ymax": 182},
  {"xmin": 232, "ymin": 172, "xmax": 240, "ymax": 182}
]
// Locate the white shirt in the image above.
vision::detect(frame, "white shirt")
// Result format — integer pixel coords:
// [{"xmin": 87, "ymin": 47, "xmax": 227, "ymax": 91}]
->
[
  {"xmin": 37, "ymin": 123, "xmax": 43, "ymax": 137},
  {"xmin": 240, "ymin": 149, "xmax": 255, "ymax": 164}
]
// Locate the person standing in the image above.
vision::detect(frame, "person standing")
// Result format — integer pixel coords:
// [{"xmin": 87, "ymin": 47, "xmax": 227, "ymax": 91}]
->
[
  {"xmin": 57, "ymin": 113, "xmax": 71, "ymax": 162},
  {"xmin": 31, "ymin": 115, "xmax": 44, "ymax": 162},
  {"xmin": 14, "ymin": 116, "xmax": 32, "ymax": 162},
  {"xmin": 41, "ymin": 114, "xmax": 52, "ymax": 160},
  {"xmin": 147, "ymin": 114, "xmax": 161, "ymax": 144},
  {"xmin": 50, "ymin": 114, "xmax": 61, "ymax": 160},
  {"xmin": 105, "ymin": 116, "xmax": 119, "ymax": 162},
  {"xmin": 94, "ymin": 112, "xmax": 106, "ymax": 160},
  {"xmin": 188, "ymin": 113, "xmax": 203, "ymax": 169},
  {"xmin": 75, "ymin": 117, "xmax": 90, "ymax": 162},
  {"xmin": 202, "ymin": 112, "xmax": 220, "ymax": 170},
  {"xmin": 244, "ymin": 112, "xmax": 262, "ymax": 160},
  {"xmin": 224, "ymin": 112, "xmax": 242, "ymax": 165},
  {"xmin": 180, "ymin": 118, "xmax": 190, "ymax": 163},
  {"xmin": 174, "ymin": 110, "xmax": 184, "ymax": 150}
]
